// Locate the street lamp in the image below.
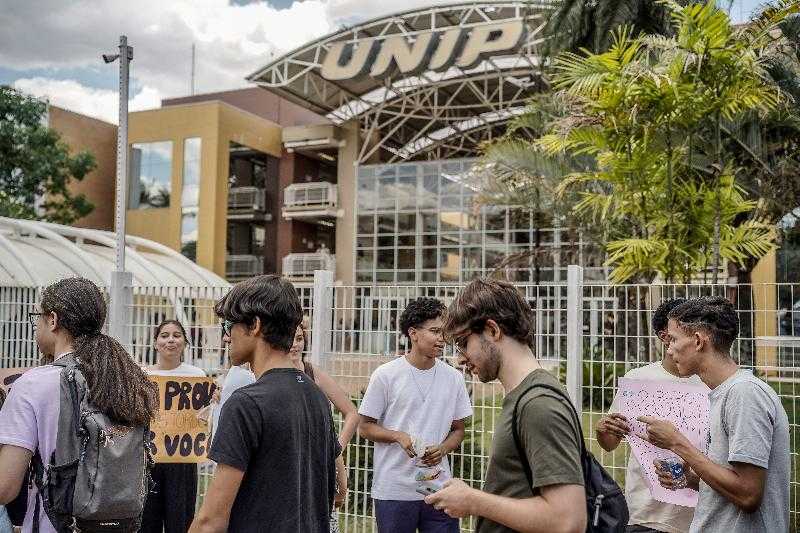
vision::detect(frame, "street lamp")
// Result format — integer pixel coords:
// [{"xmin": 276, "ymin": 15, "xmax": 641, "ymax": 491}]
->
[{"xmin": 104, "ymin": 36, "xmax": 133, "ymax": 345}]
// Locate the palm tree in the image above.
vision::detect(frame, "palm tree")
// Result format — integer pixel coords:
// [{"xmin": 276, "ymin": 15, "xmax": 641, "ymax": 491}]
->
[
  {"xmin": 541, "ymin": 0, "xmax": 698, "ymax": 57},
  {"xmin": 536, "ymin": 2, "xmax": 787, "ymax": 283}
]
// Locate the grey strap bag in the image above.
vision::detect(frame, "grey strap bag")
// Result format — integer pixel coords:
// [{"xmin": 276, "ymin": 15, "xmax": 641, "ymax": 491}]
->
[{"xmin": 31, "ymin": 355, "xmax": 152, "ymax": 533}]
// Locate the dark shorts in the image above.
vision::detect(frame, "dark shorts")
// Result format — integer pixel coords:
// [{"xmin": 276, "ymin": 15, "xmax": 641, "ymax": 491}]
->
[{"xmin": 374, "ymin": 499, "xmax": 459, "ymax": 533}]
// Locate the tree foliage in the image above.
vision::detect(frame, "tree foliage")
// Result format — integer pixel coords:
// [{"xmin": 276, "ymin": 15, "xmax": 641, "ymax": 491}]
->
[
  {"xmin": 0, "ymin": 86, "xmax": 96, "ymax": 224},
  {"xmin": 484, "ymin": 1, "xmax": 799, "ymax": 284}
]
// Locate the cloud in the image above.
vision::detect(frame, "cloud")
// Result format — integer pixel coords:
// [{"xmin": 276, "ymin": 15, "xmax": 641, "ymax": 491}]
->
[
  {"xmin": 1, "ymin": 0, "xmax": 457, "ymax": 121},
  {"xmin": 13, "ymin": 78, "xmax": 161, "ymax": 124},
  {"xmin": 0, "ymin": 0, "xmax": 333, "ymax": 105},
  {"xmin": 325, "ymin": 0, "xmax": 452, "ymax": 26}
]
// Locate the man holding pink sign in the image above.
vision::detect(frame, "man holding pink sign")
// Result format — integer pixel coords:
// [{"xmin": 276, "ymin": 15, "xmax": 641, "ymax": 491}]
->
[
  {"xmin": 596, "ymin": 298, "xmax": 708, "ymax": 533},
  {"xmin": 639, "ymin": 297, "xmax": 790, "ymax": 533}
]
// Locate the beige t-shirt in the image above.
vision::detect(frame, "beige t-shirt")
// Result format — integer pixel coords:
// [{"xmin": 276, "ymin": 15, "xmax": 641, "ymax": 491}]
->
[{"xmin": 610, "ymin": 362, "xmax": 708, "ymax": 533}]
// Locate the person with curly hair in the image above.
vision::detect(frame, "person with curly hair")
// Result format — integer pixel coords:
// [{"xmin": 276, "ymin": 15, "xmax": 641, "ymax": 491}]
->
[
  {"xmin": 595, "ymin": 297, "xmax": 707, "ymax": 533},
  {"xmin": 640, "ymin": 296, "xmax": 790, "ymax": 533},
  {"xmin": 359, "ymin": 297, "xmax": 472, "ymax": 533},
  {"xmin": 0, "ymin": 277, "xmax": 158, "ymax": 533}
]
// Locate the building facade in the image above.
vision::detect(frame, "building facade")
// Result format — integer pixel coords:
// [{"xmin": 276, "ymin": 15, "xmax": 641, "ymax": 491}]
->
[
  {"xmin": 125, "ymin": 90, "xmax": 338, "ymax": 281},
  {"xmin": 47, "ymin": 105, "xmax": 118, "ymax": 231}
]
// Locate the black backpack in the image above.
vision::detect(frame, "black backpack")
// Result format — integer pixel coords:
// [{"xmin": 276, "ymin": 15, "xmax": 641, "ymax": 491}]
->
[{"xmin": 512, "ymin": 383, "xmax": 629, "ymax": 532}]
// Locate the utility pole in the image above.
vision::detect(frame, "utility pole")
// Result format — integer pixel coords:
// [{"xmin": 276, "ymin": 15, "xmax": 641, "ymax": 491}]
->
[
  {"xmin": 103, "ymin": 36, "xmax": 134, "ymax": 346},
  {"xmin": 190, "ymin": 43, "xmax": 196, "ymax": 95}
]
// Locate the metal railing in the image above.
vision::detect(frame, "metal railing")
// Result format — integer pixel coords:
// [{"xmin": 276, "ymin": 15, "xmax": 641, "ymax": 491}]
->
[
  {"xmin": 225, "ymin": 254, "xmax": 264, "ymax": 279},
  {"xmin": 3, "ymin": 273, "xmax": 799, "ymax": 532},
  {"xmin": 282, "ymin": 252, "xmax": 335, "ymax": 279},
  {"xmin": 283, "ymin": 181, "xmax": 337, "ymax": 210},
  {"xmin": 228, "ymin": 186, "xmax": 266, "ymax": 212}
]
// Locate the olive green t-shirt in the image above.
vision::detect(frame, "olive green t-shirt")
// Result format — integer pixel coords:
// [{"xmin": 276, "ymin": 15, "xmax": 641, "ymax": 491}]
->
[{"xmin": 476, "ymin": 369, "xmax": 584, "ymax": 533}]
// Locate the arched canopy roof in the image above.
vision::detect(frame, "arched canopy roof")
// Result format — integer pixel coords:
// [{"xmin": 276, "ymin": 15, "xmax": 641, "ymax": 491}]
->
[
  {"xmin": 0, "ymin": 217, "xmax": 229, "ymax": 288},
  {"xmin": 248, "ymin": 2, "xmax": 553, "ymax": 162}
]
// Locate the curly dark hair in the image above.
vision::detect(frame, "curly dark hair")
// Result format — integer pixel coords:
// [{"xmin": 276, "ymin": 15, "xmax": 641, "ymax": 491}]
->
[
  {"xmin": 41, "ymin": 278, "xmax": 158, "ymax": 427},
  {"xmin": 668, "ymin": 296, "xmax": 739, "ymax": 353},
  {"xmin": 399, "ymin": 297, "xmax": 446, "ymax": 337},
  {"xmin": 443, "ymin": 278, "xmax": 533, "ymax": 347},
  {"xmin": 214, "ymin": 275, "xmax": 302, "ymax": 352},
  {"xmin": 652, "ymin": 298, "xmax": 687, "ymax": 336}
]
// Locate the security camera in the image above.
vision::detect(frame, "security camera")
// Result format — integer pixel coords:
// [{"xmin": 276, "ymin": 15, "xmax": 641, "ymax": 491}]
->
[{"xmin": 102, "ymin": 53, "xmax": 120, "ymax": 64}]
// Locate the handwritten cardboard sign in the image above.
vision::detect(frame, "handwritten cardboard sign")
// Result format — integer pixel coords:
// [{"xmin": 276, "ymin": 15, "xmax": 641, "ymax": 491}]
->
[
  {"xmin": 0, "ymin": 367, "xmax": 29, "ymax": 398},
  {"xmin": 616, "ymin": 377, "xmax": 710, "ymax": 507},
  {"xmin": 148, "ymin": 376, "xmax": 218, "ymax": 464}
]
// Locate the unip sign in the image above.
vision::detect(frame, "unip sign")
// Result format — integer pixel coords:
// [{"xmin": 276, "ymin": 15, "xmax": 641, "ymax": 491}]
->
[{"xmin": 320, "ymin": 19, "xmax": 526, "ymax": 81}]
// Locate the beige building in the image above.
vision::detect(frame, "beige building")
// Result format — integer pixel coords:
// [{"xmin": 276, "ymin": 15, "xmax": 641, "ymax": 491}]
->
[
  {"xmin": 47, "ymin": 105, "xmax": 118, "ymax": 231},
  {"xmin": 125, "ymin": 88, "xmax": 340, "ymax": 282}
]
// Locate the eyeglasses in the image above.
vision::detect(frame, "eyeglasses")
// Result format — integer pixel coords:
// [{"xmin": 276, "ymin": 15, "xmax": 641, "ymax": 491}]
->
[
  {"xmin": 28, "ymin": 312, "xmax": 43, "ymax": 328},
  {"xmin": 221, "ymin": 319, "xmax": 234, "ymax": 337},
  {"xmin": 452, "ymin": 332, "xmax": 472, "ymax": 356}
]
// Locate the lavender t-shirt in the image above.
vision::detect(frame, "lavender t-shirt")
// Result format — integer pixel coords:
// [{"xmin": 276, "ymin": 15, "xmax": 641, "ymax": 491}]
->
[{"xmin": 0, "ymin": 365, "xmax": 62, "ymax": 533}]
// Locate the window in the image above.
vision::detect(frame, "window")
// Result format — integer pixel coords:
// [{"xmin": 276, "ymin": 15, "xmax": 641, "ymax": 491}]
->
[
  {"xmin": 182, "ymin": 138, "xmax": 201, "ymax": 207},
  {"xmin": 129, "ymin": 141, "xmax": 173, "ymax": 209},
  {"xmin": 180, "ymin": 138, "xmax": 201, "ymax": 260},
  {"xmin": 180, "ymin": 208, "xmax": 198, "ymax": 261}
]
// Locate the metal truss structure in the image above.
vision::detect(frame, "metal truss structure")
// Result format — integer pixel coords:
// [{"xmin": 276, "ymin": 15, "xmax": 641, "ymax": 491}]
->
[{"xmin": 248, "ymin": 2, "xmax": 554, "ymax": 163}]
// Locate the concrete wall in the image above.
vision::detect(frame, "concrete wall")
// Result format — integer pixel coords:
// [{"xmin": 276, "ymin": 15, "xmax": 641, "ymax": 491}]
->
[
  {"xmin": 335, "ymin": 122, "xmax": 359, "ymax": 285},
  {"xmin": 162, "ymin": 87, "xmax": 328, "ymax": 127},
  {"xmin": 48, "ymin": 106, "xmax": 118, "ymax": 230}
]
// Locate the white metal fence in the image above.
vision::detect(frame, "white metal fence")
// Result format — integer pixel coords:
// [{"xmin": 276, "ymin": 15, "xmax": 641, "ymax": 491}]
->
[{"xmin": 1, "ymin": 272, "xmax": 798, "ymax": 532}]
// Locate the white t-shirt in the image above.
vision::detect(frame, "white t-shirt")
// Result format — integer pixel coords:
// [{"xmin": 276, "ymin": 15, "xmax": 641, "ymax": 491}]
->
[
  {"xmin": 146, "ymin": 362, "xmax": 207, "ymax": 377},
  {"xmin": 211, "ymin": 365, "xmax": 256, "ymax": 444},
  {"xmin": 359, "ymin": 356, "xmax": 473, "ymax": 501},
  {"xmin": 610, "ymin": 362, "xmax": 709, "ymax": 533}
]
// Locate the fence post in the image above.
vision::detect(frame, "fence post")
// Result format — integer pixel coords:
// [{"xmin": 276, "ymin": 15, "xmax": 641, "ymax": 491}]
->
[
  {"xmin": 311, "ymin": 269, "xmax": 334, "ymax": 370},
  {"xmin": 108, "ymin": 271, "xmax": 133, "ymax": 350},
  {"xmin": 566, "ymin": 265, "xmax": 584, "ymax": 414}
]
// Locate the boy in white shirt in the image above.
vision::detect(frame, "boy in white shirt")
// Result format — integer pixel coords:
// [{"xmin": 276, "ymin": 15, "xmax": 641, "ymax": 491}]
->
[{"xmin": 359, "ymin": 297, "xmax": 473, "ymax": 533}]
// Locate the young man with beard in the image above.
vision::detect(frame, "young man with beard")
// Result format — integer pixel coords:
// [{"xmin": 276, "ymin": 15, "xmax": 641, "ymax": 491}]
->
[
  {"xmin": 426, "ymin": 278, "xmax": 586, "ymax": 533},
  {"xmin": 640, "ymin": 296, "xmax": 790, "ymax": 533},
  {"xmin": 189, "ymin": 275, "xmax": 340, "ymax": 533},
  {"xmin": 359, "ymin": 297, "xmax": 473, "ymax": 533},
  {"xmin": 596, "ymin": 298, "xmax": 707, "ymax": 533}
]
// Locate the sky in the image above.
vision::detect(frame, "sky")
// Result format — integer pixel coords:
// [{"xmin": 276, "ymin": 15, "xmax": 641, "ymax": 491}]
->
[{"xmin": 0, "ymin": 0, "xmax": 765, "ymax": 124}]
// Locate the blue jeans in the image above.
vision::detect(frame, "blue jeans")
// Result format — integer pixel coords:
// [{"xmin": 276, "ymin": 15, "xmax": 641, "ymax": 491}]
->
[
  {"xmin": 374, "ymin": 499, "xmax": 459, "ymax": 533},
  {"xmin": 0, "ymin": 506, "xmax": 12, "ymax": 533}
]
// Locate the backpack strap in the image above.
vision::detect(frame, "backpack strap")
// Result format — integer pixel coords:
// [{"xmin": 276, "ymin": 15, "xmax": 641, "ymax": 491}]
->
[
  {"xmin": 52, "ymin": 355, "xmax": 83, "ymax": 438},
  {"xmin": 511, "ymin": 382, "xmax": 586, "ymax": 489},
  {"xmin": 30, "ymin": 449, "xmax": 44, "ymax": 533}
]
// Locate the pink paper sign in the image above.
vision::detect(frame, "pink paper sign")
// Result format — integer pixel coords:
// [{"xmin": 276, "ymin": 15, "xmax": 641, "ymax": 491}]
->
[{"xmin": 616, "ymin": 377, "xmax": 710, "ymax": 508}]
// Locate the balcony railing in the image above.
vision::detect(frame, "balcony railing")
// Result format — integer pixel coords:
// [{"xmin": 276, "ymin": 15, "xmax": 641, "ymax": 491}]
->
[
  {"xmin": 283, "ymin": 182, "xmax": 337, "ymax": 210},
  {"xmin": 282, "ymin": 252, "xmax": 335, "ymax": 279},
  {"xmin": 229, "ymin": 186, "xmax": 266, "ymax": 212},
  {"xmin": 226, "ymin": 254, "xmax": 264, "ymax": 279}
]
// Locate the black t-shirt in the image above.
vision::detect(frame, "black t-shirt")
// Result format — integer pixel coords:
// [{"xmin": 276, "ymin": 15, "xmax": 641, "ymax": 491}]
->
[{"xmin": 210, "ymin": 367, "xmax": 341, "ymax": 532}]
